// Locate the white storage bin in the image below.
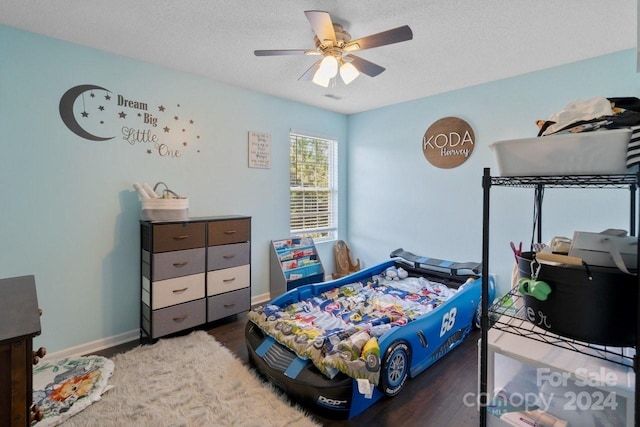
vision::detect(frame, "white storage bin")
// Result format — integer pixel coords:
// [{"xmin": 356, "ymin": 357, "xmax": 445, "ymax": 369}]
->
[
  {"xmin": 489, "ymin": 129, "xmax": 632, "ymax": 176},
  {"xmin": 484, "ymin": 324, "xmax": 634, "ymax": 427}
]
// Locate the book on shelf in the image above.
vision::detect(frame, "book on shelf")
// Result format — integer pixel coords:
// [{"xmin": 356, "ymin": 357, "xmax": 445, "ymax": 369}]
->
[
  {"xmin": 281, "ymin": 260, "xmax": 298, "ymax": 270},
  {"xmin": 273, "ymin": 239, "xmax": 293, "ymax": 250},
  {"xmin": 281, "ymin": 257, "xmax": 318, "ymax": 271}
]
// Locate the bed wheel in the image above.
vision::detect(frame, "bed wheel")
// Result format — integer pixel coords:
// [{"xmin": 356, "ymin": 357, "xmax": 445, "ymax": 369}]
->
[
  {"xmin": 380, "ymin": 341, "xmax": 410, "ymax": 397},
  {"xmin": 473, "ymin": 301, "xmax": 482, "ymax": 329}
]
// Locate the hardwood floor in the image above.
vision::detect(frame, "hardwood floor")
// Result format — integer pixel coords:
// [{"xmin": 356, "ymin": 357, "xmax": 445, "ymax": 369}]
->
[{"xmin": 94, "ymin": 313, "xmax": 482, "ymax": 427}]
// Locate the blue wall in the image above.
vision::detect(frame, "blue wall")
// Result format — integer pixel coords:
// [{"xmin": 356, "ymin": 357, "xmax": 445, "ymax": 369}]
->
[
  {"xmin": 2, "ymin": 22, "xmax": 638, "ymax": 354},
  {"xmin": 347, "ymin": 49, "xmax": 639, "ymax": 296},
  {"xmin": 0, "ymin": 25, "xmax": 347, "ymax": 353}
]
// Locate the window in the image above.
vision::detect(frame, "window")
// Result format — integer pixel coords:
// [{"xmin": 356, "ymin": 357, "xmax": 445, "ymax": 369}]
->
[{"xmin": 289, "ymin": 132, "xmax": 338, "ymax": 242}]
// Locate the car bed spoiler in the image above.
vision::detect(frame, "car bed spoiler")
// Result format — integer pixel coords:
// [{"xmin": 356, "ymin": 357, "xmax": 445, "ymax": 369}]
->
[{"xmin": 390, "ymin": 248, "xmax": 481, "ymax": 277}]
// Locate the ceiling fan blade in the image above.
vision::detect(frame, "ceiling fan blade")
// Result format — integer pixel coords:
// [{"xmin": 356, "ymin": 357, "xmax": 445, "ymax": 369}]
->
[
  {"xmin": 298, "ymin": 59, "xmax": 322, "ymax": 81},
  {"xmin": 254, "ymin": 49, "xmax": 319, "ymax": 56},
  {"xmin": 304, "ymin": 10, "xmax": 336, "ymax": 45},
  {"xmin": 344, "ymin": 54, "xmax": 385, "ymax": 77},
  {"xmin": 344, "ymin": 25, "xmax": 413, "ymax": 51}
]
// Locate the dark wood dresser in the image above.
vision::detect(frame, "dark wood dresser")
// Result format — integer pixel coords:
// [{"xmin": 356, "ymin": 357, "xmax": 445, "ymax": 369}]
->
[{"xmin": 0, "ymin": 275, "xmax": 44, "ymax": 426}]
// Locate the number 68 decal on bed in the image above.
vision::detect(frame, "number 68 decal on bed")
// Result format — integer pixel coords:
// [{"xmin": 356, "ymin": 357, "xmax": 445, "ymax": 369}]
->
[
  {"xmin": 440, "ymin": 307, "xmax": 457, "ymax": 337},
  {"xmin": 245, "ymin": 248, "xmax": 495, "ymax": 419}
]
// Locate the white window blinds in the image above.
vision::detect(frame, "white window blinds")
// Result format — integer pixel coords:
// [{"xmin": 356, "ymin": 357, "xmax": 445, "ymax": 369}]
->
[{"xmin": 289, "ymin": 132, "xmax": 337, "ymax": 241}]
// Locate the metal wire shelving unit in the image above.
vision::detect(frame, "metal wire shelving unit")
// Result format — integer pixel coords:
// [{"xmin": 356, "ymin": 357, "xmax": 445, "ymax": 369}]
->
[{"xmin": 479, "ymin": 168, "xmax": 640, "ymax": 427}]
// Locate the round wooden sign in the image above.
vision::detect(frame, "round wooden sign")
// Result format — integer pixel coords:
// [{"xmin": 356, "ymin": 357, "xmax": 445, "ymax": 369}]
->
[{"xmin": 422, "ymin": 117, "xmax": 475, "ymax": 169}]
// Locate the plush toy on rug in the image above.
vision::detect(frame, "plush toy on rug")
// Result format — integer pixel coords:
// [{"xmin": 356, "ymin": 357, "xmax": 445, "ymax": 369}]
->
[
  {"xmin": 32, "ymin": 356, "xmax": 114, "ymax": 426},
  {"xmin": 34, "ymin": 364, "xmax": 101, "ymax": 416}
]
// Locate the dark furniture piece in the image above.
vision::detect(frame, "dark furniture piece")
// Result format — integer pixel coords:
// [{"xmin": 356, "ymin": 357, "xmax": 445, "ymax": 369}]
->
[{"xmin": 0, "ymin": 275, "xmax": 45, "ymax": 426}]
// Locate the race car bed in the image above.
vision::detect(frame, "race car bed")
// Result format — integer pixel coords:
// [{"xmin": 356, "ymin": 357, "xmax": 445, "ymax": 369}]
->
[{"xmin": 245, "ymin": 249, "xmax": 495, "ymax": 418}]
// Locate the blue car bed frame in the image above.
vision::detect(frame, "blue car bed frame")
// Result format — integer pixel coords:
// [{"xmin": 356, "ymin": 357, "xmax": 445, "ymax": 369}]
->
[{"xmin": 245, "ymin": 248, "xmax": 495, "ymax": 419}]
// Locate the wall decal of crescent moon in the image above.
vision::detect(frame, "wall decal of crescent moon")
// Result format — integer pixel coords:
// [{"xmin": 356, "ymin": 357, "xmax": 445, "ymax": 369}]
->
[{"xmin": 59, "ymin": 84, "xmax": 114, "ymax": 141}]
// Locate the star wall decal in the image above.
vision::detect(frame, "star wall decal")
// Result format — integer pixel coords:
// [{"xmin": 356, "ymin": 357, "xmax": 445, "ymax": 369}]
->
[{"xmin": 60, "ymin": 84, "xmax": 203, "ymax": 157}]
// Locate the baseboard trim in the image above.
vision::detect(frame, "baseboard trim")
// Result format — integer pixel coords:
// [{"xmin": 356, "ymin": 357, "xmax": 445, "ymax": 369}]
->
[
  {"xmin": 47, "ymin": 329, "xmax": 140, "ymax": 360},
  {"xmin": 251, "ymin": 292, "xmax": 270, "ymax": 306},
  {"xmin": 50, "ymin": 294, "xmax": 273, "ymax": 359}
]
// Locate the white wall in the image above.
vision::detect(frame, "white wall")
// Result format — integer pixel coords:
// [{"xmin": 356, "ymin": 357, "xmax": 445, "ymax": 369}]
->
[{"xmin": 346, "ymin": 49, "xmax": 639, "ymax": 297}]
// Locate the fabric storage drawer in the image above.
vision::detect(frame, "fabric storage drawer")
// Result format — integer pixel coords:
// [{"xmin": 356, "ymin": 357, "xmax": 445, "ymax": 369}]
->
[
  {"xmin": 207, "ymin": 287, "xmax": 250, "ymax": 321},
  {"xmin": 143, "ymin": 273, "xmax": 205, "ymax": 309},
  {"xmin": 140, "ymin": 216, "xmax": 251, "ymax": 340},
  {"xmin": 207, "ymin": 265, "xmax": 250, "ymax": 296},
  {"xmin": 489, "ymin": 128, "xmax": 631, "ymax": 176},
  {"xmin": 148, "ymin": 222, "xmax": 206, "ymax": 253},
  {"xmin": 207, "ymin": 242, "xmax": 250, "ymax": 270},
  {"xmin": 142, "ymin": 248, "xmax": 205, "ymax": 281},
  {"xmin": 143, "ymin": 299, "xmax": 206, "ymax": 338},
  {"xmin": 208, "ymin": 218, "xmax": 251, "ymax": 245}
]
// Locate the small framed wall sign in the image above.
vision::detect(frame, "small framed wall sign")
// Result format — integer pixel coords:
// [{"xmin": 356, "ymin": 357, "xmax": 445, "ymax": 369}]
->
[{"xmin": 248, "ymin": 131, "xmax": 271, "ymax": 168}]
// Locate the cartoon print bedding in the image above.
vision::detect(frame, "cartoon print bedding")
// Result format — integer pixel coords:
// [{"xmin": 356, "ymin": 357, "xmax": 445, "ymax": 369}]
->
[{"xmin": 247, "ymin": 271, "xmax": 459, "ymax": 385}]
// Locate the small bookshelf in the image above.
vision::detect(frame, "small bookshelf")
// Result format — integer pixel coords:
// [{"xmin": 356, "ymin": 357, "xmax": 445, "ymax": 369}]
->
[{"xmin": 269, "ymin": 237, "xmax": 324, "ymax": 297}]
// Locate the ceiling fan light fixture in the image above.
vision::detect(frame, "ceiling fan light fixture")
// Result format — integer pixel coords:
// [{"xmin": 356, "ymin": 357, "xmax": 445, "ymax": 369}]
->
[
  {"xmin": 312, "ymin": 74, "xmax": 331, "ymax": 87},
  {"xmin": 339, "ymin": 61, "xmax": 359, "ymax": 85},
  {"xmin": 314, "ymin": 55, "xmax": 338, "ymax": 80},
  {"xmin": 255, "ymin": 11, "xmax": 412, "ymax": 86}
]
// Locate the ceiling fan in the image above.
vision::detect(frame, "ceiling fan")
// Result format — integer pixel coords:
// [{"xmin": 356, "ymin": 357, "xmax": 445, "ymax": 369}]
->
[{"xmin": 254, "ymin": 10, "xmax": 413, "ymax": 87}]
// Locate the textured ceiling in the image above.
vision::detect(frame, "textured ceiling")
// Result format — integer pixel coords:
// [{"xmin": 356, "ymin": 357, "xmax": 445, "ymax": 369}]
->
[{"xmin": 0, "ymin": 0, "xmax": 636, "ymax": 114}]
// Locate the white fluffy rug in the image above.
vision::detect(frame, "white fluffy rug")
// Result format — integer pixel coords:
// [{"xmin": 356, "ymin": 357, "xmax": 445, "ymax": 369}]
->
[{"xmin": 64, "ymin": 331, "xmax": 321, "ymax": 426}]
